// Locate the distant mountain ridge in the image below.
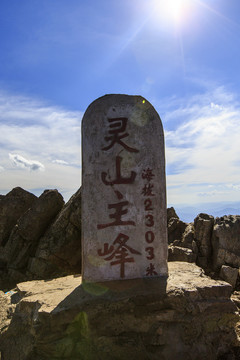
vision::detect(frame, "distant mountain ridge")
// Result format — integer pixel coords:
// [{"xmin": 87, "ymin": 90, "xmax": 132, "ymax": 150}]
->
[{"xmin": 172, "ymin": 202, "xmax": 240, "ymax": 223}]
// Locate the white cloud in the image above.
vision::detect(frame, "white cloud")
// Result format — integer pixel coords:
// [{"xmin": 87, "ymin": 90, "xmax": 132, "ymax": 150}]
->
[
  {"xmin": 0, "ymin": 165, "xmax": 4, "ymax": 172},
  {"xmin": 52, "ymin": 159, "xmax": 69, "ymax": 165},
  {"xmin": 211, "ymin": 102, "xmax": 223, "ymax": 110},
  {"xmin": 198, "ymin": 190, "xmax": 226, "ymax": 197},
  {"xmin": 1, "ymin": 86, "xmax": 240, "ymax": 207},
  {"xmin": 160, "ymin": 86, "xmax": 240, "ymax": 205},
  {"xmin": 9, "ymin": 153, "xmax": 45, "ymax": 171},
  {"xmin": 0, "ymin": 89, "xmax": 82, "ymax": 200}
]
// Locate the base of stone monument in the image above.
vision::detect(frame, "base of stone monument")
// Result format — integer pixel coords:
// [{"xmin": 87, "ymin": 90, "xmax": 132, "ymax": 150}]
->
[{"xmin": 0, "ymin": 262, "xmax": 239, "ymax": 360}]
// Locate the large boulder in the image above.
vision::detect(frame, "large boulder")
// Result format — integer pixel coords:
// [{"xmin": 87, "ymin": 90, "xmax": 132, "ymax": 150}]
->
[
  {"xmin": 0, "ymin": 187, "xmax": 37, "ymax": 248},
  {"xmin": 4, "ymin": 190, "xmax": 64, "ymax": 274},
  {"xmin": 212, "ymin": 215, "xmax": 240, "ymax": 270},
  {"xmin": 167, "ymin": 217, "xmax": 188, "ymax": 244},
  {"xmin": 0, "ymin": 262, "xmax": 239, "ymax": 360},
  {"xmin": 28, "ymin": 188, "xmax": 81, "ymax": 279},
  {"xmin": 176, "ymin": 223, "xmax": 197, "ymax": 250},
  {"xmin": 194, "ymin": 213, "xmax": 214, "ymax": 269},
  {"xmin": 167, "ymin": 207, "xmax": 187, "ymax": 245}
]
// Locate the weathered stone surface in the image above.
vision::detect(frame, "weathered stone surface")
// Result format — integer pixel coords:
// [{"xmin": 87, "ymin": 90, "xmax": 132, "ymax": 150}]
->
[
  {"xmin": 167, "ymin": 207, "xmax": 179, "ymax": 222},
  {"xmin": 0, "ymin": 290, "xmax": 15, "ymax": 334},
  {"xmin": 82, "ymin": 94, "xmax": 168, "ymax": 282},
  {"xmin": 174, "ymin": 223, "xmax": 196, "ymax": 248},
  {"xmin": 0, "ymin": 187, "xmax": 37, "ymax": 247},
  {"xmin": 0, "ymin": 262, "xmax": 238, "ymax": 360},
  {"xmin": 212, "ymin": 215, "xmax": 240, "ymax": 270},
  {"xmin": 168, "ymin": 217, "xmax": 188, "ymax": 244},
  {"xmin": 4, "ymin": 189, "xmax": 64, "ymax": 272},
  {"xmin": 232, "ymin": 291, "xmax": 240, "ymax": 309},
  {"xmin": 182, "ymin": 223, "xmax": 195, "ymax": 248},
  {"xmin": 220, "ymin": 265, "xmax": 239, "ymax": 288},
  {"xmin": 194, "ymin": 213, "xmax": 214, "ymax": 266},
  {"xmin": 28, "ymin": 188, "xmax": 81, "ymax": 279},
  {"xmin": 168, "ymin": 245, "xmax": 197, "ymax": 263}
]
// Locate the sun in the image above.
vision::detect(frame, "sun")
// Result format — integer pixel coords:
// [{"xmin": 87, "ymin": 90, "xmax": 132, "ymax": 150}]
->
[{"xmin": 152, "ymin": 0, "xmax": 191, "ymax": 24}]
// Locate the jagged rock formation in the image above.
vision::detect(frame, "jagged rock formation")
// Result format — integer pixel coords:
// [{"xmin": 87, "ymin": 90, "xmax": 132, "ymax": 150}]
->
[
  {"xmin": 212, "ymin": 215, "xmax": 240, "ymax": 270},
  {"xmin": 167, "ymin": 217, "xmax": 188, "ymax": 244},
  {"xmin": 0, "ymin": 187, "xmax": 81, "ymax": 291},
  {"xmin": 1, "ymin": 187, "xmax": 240, "ymax": 292},
  {"xmin": 0, "ymin": 187, "xmax": 37, "ymax": 248},
  {"xmin": 28, "ymin": 188, "xmax": 81, "ymax": 279},
  {"xmin": 0, "ymin": 262, "xmax": 239, "ymax": 360},
  {"xmin": 194, "ymin": 213, "xmax": 214, "ymax": 268},
  {"xmin": 5, "ymin": 189, "xmax": 64, "ymax": 271},
  {"xmin": 167, "ymin": 211, "xmax": 240, "ymax": 290},
  {"xmin": 167, "ymin": 206, "xmax": 179, "ymax": 222}
]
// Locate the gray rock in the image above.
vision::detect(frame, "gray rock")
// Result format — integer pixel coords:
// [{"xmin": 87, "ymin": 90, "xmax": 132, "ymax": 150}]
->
[
  {"xmin": 220, "ymin": 265, "xmax": 239, "ymax": 288},
  {"xmin": 168, "ymin": 245, "xmax": 197, "ymax": 263},
  {"xmin": 28, "ymin": 188, "xmax": 81, "ymax": 279},
  {"xmin": 194, "ymin": 213, "xmax": 214, "ymax": 266},
  {"xmin": 4, "ymin": 189, "xmax": 64, "ymax": 272},
  {"xmin": 168, "ymin": 217, "xmax": 188, "ymax": 244},
  {"xmin": 167, "ymin": 207, "xmax": 179, "ymax": 222},
  {"xmin": 0, "ymin": 262, "xmax": 238, "ymax": 360},
  {"xmin": 0, "ymin": 290, "xmax": 15, "ymax": 338},
  {"xmin": 212, "ymin": 215, "xmax": 240, "ymax": 270},
  {"xmin": 0, "ymin": 187, "xmax": 37, "ymax": 248},
  {"xmin": 182, "ymin": 223, "xmax": 195, "ymax": 249}
]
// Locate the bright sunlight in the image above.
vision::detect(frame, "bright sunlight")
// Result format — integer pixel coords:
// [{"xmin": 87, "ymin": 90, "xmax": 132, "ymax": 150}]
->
[{"xmin": 152, "ymin": 0, "xmax": 192, "ymax": 24}]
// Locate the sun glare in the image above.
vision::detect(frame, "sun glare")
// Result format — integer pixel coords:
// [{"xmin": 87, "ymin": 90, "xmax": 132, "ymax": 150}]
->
[{"xmin": 152, "ymin": 0, "xmax": 191, "ymax": 25}]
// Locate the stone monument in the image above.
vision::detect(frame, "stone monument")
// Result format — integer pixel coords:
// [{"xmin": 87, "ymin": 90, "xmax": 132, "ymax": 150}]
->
[{"xmin": 82, "ymin": 94, "xmax": 168, "ymax": 282}]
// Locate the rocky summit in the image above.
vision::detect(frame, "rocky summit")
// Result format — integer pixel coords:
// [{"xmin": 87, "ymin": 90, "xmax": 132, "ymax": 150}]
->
[
  {"xmin": 0, "ymin": 262, "xmax": 239, "ymax": 360},
  {"xmin": 1, "ymin": 187, "xmax": 240, "ymax": 359}
]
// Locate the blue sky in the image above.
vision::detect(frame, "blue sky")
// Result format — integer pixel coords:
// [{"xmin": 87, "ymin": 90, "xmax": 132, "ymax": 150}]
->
[{"xmin": 0, "ymin": 0, "xmax": 240, "ymax": 220}]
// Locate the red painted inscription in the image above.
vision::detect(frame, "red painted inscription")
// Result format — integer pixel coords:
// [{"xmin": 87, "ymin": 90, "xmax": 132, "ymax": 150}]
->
[
  {"xmin": 102, "ymin": 117, "xmax": 139, "ymax": 153},
  {"xmin": 144, "ymin": 199, "xmax": 153, "ymax": 211},
  {"xmin": 97, "ymin": 201, "xmax": 136, "ymax": 229},
  {"xmin": 145, "ymin": 231, "xmax": 155, "ymax": 243},
  {"xmin": 142, "ymin": 168, "xmax": 155, "ymax": 182},
  {"xmin": 145, "ymin": 247, "xmax": 154, "ymax": 260},
  {"xmin": 101, "ymin": 155, "xmax": 136, "ymax": 185},
  {"xmin": 98, "ymin": 233, "xmax": 141, "ymax": 278},
  {"xmin": 142, "ymin": 183, "xmax": 155, "ymax": 197},
  {"xmin": 145, "ymin": 214, "xmax": 154, "ymax": 227},
  {"xmin": 146, "ymin": 263, "xmax": 158, "ymax": 276},
  {"xmin": 142, "ymin": 168, "xmax": 158, "ymax": 276}
]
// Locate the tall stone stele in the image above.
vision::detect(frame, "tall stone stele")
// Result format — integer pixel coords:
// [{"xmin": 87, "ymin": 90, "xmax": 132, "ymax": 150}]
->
[{"xmin": 82, "ymin": 94, "xmax": 168, "ymax": 282}]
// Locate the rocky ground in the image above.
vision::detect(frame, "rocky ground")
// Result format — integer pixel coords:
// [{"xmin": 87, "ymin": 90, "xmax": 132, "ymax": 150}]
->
[
  {"xmin": 1, "ymin": 187, "xmax": 240, "ymax": 358},
  {"xmin": 1, "ymin": 262, "xmax": 240, "ymax": 360}
]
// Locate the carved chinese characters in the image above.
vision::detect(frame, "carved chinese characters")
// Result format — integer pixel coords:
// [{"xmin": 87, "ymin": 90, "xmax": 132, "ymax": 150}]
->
[{"xmin": 82, "ymin": 94, "xmax": 168, "ymax": 282}]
